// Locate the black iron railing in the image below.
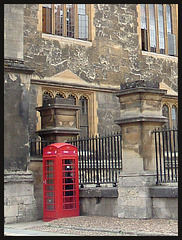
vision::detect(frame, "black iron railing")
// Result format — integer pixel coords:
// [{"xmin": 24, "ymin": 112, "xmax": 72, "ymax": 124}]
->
[
  {"xmin": 29, "ymin": 138, "xmax": 55, "ymax": 157},
  {"xmin": 152, "ymin": 127, "xmax": 178, "ymax": 184},
  {"xmin": 29, "ymin": 132, "xmax": 122, "ymax": 187},
  {"xmin": 67, "ymin": 132, "xmax": 122, "ymax": 187}
]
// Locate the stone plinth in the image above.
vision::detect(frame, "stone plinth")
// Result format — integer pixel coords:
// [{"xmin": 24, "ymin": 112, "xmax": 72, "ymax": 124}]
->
[
  {"xmin": 4, "ymin": 171, "xmax": 37, "ymax": 223},
  {"xmin": 118, "ymin": 172, "xmax": 155, "ymax": 219},
  {"xmin": 115, "ymin": 81, "xmax": 168, "ymax": 219},
  {"xmin": 36, "ymin": 98, "xmax": 81, "ymax": 142}
]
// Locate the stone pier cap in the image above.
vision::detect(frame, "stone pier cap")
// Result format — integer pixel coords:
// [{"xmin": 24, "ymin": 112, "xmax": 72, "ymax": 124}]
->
[{"xmin": 114, "ymin": 80, "xmax": 167, "ymax": 125}]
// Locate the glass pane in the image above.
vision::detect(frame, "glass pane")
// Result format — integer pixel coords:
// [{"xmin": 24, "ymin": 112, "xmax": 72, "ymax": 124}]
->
[
  {"xmin": 55, "ymin": 4, "xmax": 63, "ymax": 36},
  {"xmin": 46, "ymin": 160, "xmax": 53, "ymax": 165},
  {"xmin": 162, "ymin": 104, "xmax": 169, "ymax": 128},
  {"xmin": 46, "ymin": 198, "xmax": 55, "ymax": 204},
  {"xmin": 46, "ymin": 166, "xmax": 54, "ymax": 172},
  {"xmin": 46, "ymin": 172, "xmax": 54, "ymax": 178},
  {"xmin": 67, "ymin": 4, "xmax": 75, "ymax": 38},
  {"xmin": 46, "ymin": 185, "xmax": 54, "ymax": 191},
  {"xmin": 46, "ymin": 204, "xmax": 55, "ymax": 210},
  {"xmin": 158, "ymin": 4, "xmax": 165, "ymax": 54},
  {"xmin": 78, "ymin": 4, "xmax": 88, "ymax": 40},
  {"xmin": 46, "ymin": 192, "xmax": 54, "ymax": 197},
  {"xmin": 42, "ymin": 4, "xmax": 52, "ymax": 34},
  {"xmin": 149, "ymin": 4, "xmax": 156, "ymax": 52},
  {"xmin": 78, "ymin": 4, "xmax": 86, "ymax": 15},
  {"xmin": 47, "ymin": 179, "xmax": 54, "ymax": 184},
  {"xmin": 140, "ymin": 4, "xmax": 147, "ymax": 29},
  {"xmin": 166, "ymin": 5, "xmax": 172, "ymax": 34},
  {"xmin": 172, "ymin": 106, "xmax": 178, "ymax": 128}
]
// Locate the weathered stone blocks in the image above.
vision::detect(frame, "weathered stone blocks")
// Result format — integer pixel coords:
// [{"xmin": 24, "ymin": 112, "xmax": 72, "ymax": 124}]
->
[
  {"xmin": 4, "ymin": 171, "xmax": 37, "ymax": 223},
  {"xmin": 118, "ymin": 172, "xmax": 155, "ymax": 219}
]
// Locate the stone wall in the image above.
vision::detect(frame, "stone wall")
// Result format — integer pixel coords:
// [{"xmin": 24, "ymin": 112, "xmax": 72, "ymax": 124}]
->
[
  {"xmin": 96, "ymin": 92, "xmax": 121, "ymax": 134},
  {"xmin": 4, "ymin": 4, "xmax": 24, "ymax": 60},
  {"xmin": 4, "ymin": 171, "xmax": 37, "ymax": 223},
  {"xmin": 23, "ymin": 4, "xmax": 178, "ymax": 90},
  {"xmin": 79, "ymin": 187, "xmax": 118, "ymax": 217},
  {"xmin": 150, "ymin": 185, "xmax": 178, "ymax": 220}
]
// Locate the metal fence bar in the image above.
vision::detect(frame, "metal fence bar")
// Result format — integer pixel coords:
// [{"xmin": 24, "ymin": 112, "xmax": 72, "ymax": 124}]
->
[
  {"xmin": 172, "ymin": 129, "xmax": 177, "ymax": 182},
  {"xmin": 152, "ymin": 128, "xmax": 178, "ymax": 185},
  {"xmin": 30, "ymin": 132, "xmax": 122, "ymax": 187}
]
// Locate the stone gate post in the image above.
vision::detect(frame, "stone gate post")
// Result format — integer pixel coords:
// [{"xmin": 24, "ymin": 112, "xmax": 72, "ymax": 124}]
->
[{"xmin": 115, "ymin": 80, "xmax": 167, "ymax": 218}]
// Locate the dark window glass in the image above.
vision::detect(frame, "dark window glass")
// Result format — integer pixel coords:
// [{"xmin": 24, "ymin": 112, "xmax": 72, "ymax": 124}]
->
[
  {"xmin": 158, "ymin": 4, "xmax": 165, "ymax": 54},
  {"xmin": 162, "ymin": 104, "xmax": 169, "ymax": 128},
  {"xmin": 42, "ymin": 4, "xmax": 52, "ymax": 34},
  {"xmin": 149, "ymin": 4, "xmax": 156, "ymax": 52},
  {"xmin": 79, "ymin": 96, "xmax": 89, "ymax": 137},
  {"xmin": 55, "ymin": 4, "xmax": 63, "ymax": 36},
  {"xmin": 67, "ymin": 4, "xmax": 75, "ymax": 38},
  {"xmin": 140, "ymin": 4, "xmax": 148, "ymax": 51}
]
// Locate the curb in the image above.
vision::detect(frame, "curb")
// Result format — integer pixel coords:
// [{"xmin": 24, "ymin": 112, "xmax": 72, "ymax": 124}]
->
[{"xmin": 39, "ymin": 225, "xmax": 178, "ymax": 236}]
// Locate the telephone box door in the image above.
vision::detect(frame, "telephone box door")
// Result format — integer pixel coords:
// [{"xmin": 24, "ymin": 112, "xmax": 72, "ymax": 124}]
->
[
  {"xmin": 43, "ymin": 157, "xmax": 56, "ymax": 220},
  {"xmin": 62, "ymin": 158, "xmax": 79, "ymax": 215}
]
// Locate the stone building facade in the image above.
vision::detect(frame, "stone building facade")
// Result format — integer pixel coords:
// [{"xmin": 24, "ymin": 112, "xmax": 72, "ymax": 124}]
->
[{"xmin": 4, "ymin": 4, "xmax": 178, "ymax": 222}]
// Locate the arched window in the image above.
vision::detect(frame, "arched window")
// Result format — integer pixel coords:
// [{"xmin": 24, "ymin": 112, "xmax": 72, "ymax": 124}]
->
[
  {"xmin": 171, "ymin": 105, "xmax": 178, "ymax": 129},
  {"xmin": 68, "ymin": 94, "xmax": 76, "ymax": 105},
  {"xmin": 162, "ymin": 104, "xmax": 169, "ymax": 128},
  {"xmin": 55, "ymin": 93, "xmax": 64, "ymax": 98},
  {"xmin": 42, "ymin": 91, "xmax": 52, "ymax": 100},
  {"xmin": 79, "ymin": 96, "xmax": 89, "ymax": 137}
]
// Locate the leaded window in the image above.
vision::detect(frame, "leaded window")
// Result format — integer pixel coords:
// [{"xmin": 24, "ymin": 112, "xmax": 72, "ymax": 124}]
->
[
  {"xmin": 140, "ymin": 4, "xmax": 177, "ymax": 56},
  {"xmin": 42, "ymin": 4, "xmax": 89, "ymax": 41}
]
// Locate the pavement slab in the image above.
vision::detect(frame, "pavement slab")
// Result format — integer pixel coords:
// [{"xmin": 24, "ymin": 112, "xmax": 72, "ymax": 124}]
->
[{"xmin": 4, "ymin": 216, "xmax": 178, "ymax": 236}]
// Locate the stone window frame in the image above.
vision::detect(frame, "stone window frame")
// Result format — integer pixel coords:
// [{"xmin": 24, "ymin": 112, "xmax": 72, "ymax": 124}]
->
[
  {"xmin": 137, "ymin": 4, "xmax": 178, "ymax": 57},
  {"xmin": 40, "ymin": 88, "xmax": 98, "ymax": 138},
  {"xmin": 38, "ymin": 4, "xmax": 95, "ymax": 43},
  {"xmin": 162, "ymin": 101, "xmax": 178, "ymax": 129}
]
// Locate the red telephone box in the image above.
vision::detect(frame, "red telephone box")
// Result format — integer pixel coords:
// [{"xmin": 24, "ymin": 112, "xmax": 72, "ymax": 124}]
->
[{"xmin": 43, "ymin": 143, "xmax": 79, "ymax": 221}]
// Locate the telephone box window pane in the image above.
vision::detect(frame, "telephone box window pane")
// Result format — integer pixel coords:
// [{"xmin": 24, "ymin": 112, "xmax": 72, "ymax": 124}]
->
[
  {"xmin": 46, "ymin": 172, "xmax": 54, "ymax": 178},
  {"xmin": 46, "ymin": 205, "xmax": 55, "ymax": 210},
  {"xmin": 46, "ymin": 160, "xmax": 53, "ymax": 165},
  {"xmin": 64, "ymin": 159, "xmax": 74, "ymax": 165},
  {"xmin": 46, "ymin": 185, "xmax": 54, "ymax": 191},
  {"xmin": 47, "ymin": 179, "xmax": 54, "ymax": 184},
  {"xmin": 46, "ymin": 166, "xmax": 54, "ymax": 172},
  {"xmin": 46, "ymin": 198, "xmax": 55, "ymax": 204},
  {"xmin": 63, "ymin": 203, "xmax": 76, "ymax": 209},
  {"xmin": 46, "ymin": 192, "xmax": 54, "ymax": 197}
]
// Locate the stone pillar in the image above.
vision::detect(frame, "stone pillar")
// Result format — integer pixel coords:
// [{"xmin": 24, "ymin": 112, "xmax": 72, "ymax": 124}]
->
[
  {"xmin": 115, "ymin": 80, "xmax": 167, "ymax": 218},
  {"xmin": 4, "ymin": 4, "xmax": 37, "ymax": 223},
  {"xmin": 36, "ymin": 98, "xmax": 81, "ymax": 142}
]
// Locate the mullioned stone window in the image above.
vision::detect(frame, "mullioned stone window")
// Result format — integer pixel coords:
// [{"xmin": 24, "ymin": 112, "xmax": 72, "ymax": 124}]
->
[
  {"xmin": 42, "ymin": 90, "xmax": 91, "ymax": 138},
  {"xmin": 162, "ymin": 103, "xmax": 178, "ymax": 129},
  {"xmin": 139, "ymin": 4, "xmax": 178, "ymax": 56},
  {"xmin": 42, "ymin": 4, "xmax": 89, "ymax": 41}
]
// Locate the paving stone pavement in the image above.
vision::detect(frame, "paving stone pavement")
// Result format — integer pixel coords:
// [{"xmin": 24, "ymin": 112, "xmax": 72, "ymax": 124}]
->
[{"xmin": 4, "ymin": 216, "xmax": 178, "ymax": 236}]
